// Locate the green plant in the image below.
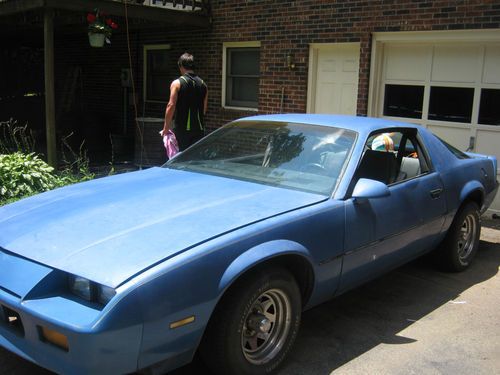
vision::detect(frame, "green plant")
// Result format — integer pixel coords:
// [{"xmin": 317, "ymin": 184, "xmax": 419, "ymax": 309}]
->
[
  {"xmin": 0, "ymin": 119, "xmax": 35, "ymax": 154},
  {"xmin": 57, "ymin": 133, "xmax": 95, "ymax": 186},
  {"xmin": 0, "ymin": 152, "xmax": 58, "ymax": 202},
  {"xmin": 87, "ymin": 8, "xmax": 118, "ymax": 41},
  {"xmin": 0, "ymin": 131, "xmax": 97, "ymax": 205},
  {"xmin": 0, "ymin": 118, "xmax": 99, "ymax": 205}
]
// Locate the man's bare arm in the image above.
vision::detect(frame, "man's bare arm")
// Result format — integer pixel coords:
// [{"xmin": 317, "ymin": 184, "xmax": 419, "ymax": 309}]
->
[{"xmin": 161, "ymin": 79, "xmax": 181, "ymax": 135}]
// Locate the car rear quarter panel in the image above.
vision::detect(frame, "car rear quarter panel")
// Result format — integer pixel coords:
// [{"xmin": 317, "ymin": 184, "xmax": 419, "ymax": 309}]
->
[
  {"xmin": 129, "ymin": 198, "xmax": 346, "ymax": 370},
  {"xmin": 421, "ymin": 130, "xmax": 496, "ymax": 230}
]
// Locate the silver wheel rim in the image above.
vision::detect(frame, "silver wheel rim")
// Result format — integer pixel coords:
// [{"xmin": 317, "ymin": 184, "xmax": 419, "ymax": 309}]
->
[
  {"xmin": 457, "ymin": 213, "xmax": 477, "ymax": 263},
  {"xmin": 241, "ymin": 288, "xmax": 292, "ymax": 365}
]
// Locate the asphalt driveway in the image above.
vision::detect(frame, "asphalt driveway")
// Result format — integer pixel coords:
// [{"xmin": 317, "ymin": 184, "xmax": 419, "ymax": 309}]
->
[{"xmin": 1, "ymin": 226, "xmax": 499, "ymax": 375}]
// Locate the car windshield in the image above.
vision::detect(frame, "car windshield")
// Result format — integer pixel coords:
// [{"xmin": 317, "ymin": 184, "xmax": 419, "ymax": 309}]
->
[{"xmin": 165, "ymin": 120, "xmax": 356, "ymax": 196}]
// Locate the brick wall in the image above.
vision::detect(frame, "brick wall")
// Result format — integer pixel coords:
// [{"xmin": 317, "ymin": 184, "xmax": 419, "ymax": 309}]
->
[
  {"xmin": 145, "ymin": 0, "xmax": 499, "ymax": 131},
  {"xmin": 52, "ymin": 0, "xmax": 500, "ymax": 161}
]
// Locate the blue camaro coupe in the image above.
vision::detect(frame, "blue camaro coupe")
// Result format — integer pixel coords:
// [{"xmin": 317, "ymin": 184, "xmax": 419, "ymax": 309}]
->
[{"xmin": 0, "ymin": 114, "xmax": 498, "ymax": 375}]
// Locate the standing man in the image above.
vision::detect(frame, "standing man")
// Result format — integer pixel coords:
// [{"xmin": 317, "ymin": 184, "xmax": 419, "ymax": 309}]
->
[{"xmin": 161, "ymin": 53, "xmax": 208, "ymax": 151}]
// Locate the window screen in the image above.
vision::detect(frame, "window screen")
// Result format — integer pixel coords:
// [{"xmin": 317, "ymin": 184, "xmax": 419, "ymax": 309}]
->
[
  {"xmin": 146, "ymin": 48, "xmax": 171, "ymax": 102},
  {"xmin": 225, "ymin": 48, "xmax": 260, "ymax": 108}
]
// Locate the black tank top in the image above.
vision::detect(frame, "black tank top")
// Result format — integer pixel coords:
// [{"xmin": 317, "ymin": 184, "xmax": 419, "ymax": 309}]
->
[{"xmin": 174, "ymin": 73, "xmax": 207, "ymax": 133}]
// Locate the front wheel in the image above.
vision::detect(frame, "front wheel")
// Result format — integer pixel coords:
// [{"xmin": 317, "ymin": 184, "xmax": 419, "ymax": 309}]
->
[
  {"xmin": 200, "ymin": 267, "xmax": 301, "ymax": 375},
  {"xmin": 438, "ymin": 201, "xmax": 481, "ymax": 272}
]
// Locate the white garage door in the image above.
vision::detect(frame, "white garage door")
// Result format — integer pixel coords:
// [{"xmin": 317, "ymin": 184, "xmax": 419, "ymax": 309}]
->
[{"xmin": 369, "ymin": 31, "xmax": 500, "ymax": 213}]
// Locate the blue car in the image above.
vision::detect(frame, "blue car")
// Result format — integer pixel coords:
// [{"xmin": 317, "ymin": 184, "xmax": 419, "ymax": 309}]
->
[{"xmin": 0, "ymin": 114, "xmax": 498, "ymax": 375}]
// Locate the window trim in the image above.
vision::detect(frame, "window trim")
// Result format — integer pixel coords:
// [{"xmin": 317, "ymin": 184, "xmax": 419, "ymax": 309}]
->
[
  {"xmin": 222, "ymin": 41, "xmax": 261, "ymax": 111},
  {"xmin": 143, "ymin": 44, "xmax": 171, "ymax": 103}
]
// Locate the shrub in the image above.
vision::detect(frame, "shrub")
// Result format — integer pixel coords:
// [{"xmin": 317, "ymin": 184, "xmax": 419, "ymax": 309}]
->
[
  {"xmin": 0, "ymin": 152, "xmax": 59, "ymax": 201},
  {"xmin": 0, "ymin": 122, "xmax": 96, "ymax": 205}
]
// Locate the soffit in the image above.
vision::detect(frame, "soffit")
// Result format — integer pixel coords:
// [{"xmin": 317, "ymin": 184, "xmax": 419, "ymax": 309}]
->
[{"xmin": 0, "ymin": 0, "xmax": 210, "ymax": 28}]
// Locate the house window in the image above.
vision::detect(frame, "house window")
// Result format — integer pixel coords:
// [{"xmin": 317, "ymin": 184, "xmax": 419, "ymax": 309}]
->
[
  {"xmin": 479, "ymin": 89, "xmax": 500, "ymax": 126},
  {"xmin": 223, "ymin": 42, "xmax": 260, "ymax": 109},
  {"xmin": 428, "ymin": 86, "xmax": 474, "ymax": 123},
  {"xmin": 144, "ymin": 45, "xmax": 171, "ymax": 102},
  {"xmin": 383, "ymin": 84, "xmax": 424, "ymax": 119}
]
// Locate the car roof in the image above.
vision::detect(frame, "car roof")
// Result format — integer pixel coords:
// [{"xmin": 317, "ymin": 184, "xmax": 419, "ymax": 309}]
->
[{"xmin": 237, "ymin": 114, "xmax": 421, "ymax": 137}]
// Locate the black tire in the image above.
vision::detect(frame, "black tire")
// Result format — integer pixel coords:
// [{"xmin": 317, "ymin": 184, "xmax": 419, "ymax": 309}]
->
[
  {"xmin": 200, "ymin": 267, "xmax": 301, "ymax": 375},
  {"xmin": 437, "ymin": 201, "xmax": 481, "ymax": 272}
]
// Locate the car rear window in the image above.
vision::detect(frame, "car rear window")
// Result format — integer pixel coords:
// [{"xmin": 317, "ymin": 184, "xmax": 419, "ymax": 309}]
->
[{"xmin": 437, "ymin": 137, "xmax": 470, "ymax": 159}]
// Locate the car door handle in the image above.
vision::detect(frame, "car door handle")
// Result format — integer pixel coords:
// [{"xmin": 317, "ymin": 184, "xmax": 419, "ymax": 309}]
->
[{"xmin": 430, "ymin": 188, "xmax": 443, "ymax": 199}]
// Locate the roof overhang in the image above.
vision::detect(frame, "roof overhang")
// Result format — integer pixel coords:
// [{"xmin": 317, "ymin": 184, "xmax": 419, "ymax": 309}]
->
[{"xmin": 0, "ymin": 0, "xmax": 211, "ymax": 28}]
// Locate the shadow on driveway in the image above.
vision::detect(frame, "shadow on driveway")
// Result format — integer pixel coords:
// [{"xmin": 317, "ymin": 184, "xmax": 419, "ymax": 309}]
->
[{"xmin": 279, "ymin": 238, "xmax": 500, "ymax": 374}]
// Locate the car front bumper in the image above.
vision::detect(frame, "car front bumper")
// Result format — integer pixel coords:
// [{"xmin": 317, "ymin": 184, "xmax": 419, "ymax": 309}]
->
[{"xmin": 0, "ymin": 288, "xmax": 143, "ymax": 375}]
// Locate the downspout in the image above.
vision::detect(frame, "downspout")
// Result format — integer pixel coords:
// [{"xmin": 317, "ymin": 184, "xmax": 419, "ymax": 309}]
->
[{"xmin": 44, "ymin": 8, "xmax": 57, "ymax": 167}]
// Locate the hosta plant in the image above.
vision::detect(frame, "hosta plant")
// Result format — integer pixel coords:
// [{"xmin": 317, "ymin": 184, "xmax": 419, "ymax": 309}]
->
[{"xmin": 0, "ymin": 152, "xmax": 59, "ymax": 202}]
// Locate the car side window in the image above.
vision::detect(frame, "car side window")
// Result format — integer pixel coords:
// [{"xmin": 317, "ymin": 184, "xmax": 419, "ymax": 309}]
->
[
  {"xmin": 354, "ymin": 130, "xmax": 430, "ymax": 186},
  {"xmin": 354, "ymin": 132, "xmax": 399, "ymax": 185},
  {"xmin": 395, "ymin": 134, "xmax": 430, "ymax": 182}
]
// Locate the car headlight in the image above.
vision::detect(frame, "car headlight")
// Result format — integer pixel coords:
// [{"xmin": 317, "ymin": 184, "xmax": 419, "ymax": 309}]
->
[
  {"xmin": 97, "ymin": 284, "xmax": 116, "ymax": 305},
  {"xmin": 70, "ymin": 276, "xmax": 92, "ymax": 300},
  {"xmin": 68, "ymin": 275, "xmax": 116, "ymax": 306}
]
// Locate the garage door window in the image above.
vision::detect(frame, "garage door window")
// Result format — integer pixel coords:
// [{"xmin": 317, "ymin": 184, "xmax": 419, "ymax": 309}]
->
[
  {"xmin": 479, "ymin": 89, "xmax": 500, "ymax": 126},
  {"xmin": 428, "ymin": 87, "xmax": 474, "ymax": 123},
  {"xmin": 383, "ymin": 85, "xmax": 424, "ymax": 119}
]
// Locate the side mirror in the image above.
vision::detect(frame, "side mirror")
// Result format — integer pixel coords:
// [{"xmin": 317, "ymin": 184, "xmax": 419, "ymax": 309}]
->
[{"xmin": 352, "ymin": 178, "xmax": 390, "ymax": 201}]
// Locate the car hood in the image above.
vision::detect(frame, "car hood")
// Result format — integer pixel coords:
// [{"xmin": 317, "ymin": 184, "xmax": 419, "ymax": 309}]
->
[{"xmin": 0, "ymin": 167, "xmax": 325, "ymax": 288}]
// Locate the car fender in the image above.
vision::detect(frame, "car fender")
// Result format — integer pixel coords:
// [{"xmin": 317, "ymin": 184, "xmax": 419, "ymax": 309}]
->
[
  {"xmin": 459, "ymin": 180, "xmax": 484, "ymax": 207},
  {"xmin": 218, "ymin": 239, "xmax": 315, "ymax": 295}
]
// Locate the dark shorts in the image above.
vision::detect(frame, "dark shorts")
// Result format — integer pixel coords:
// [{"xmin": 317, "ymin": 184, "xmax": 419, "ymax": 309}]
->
[{"xmin": 174, "ymin": 131, "xmax": 204, "ymax": 151}]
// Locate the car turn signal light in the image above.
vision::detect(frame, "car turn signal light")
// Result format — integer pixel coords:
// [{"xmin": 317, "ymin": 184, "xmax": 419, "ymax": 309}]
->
[{"xmin": 39, "ymin": 326, "xmax": 69, "ymax": 351}]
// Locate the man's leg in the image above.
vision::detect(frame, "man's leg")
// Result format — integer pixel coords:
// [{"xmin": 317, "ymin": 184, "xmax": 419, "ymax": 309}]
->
[
  {"xmin": 189, "ymin": 132, "xmax": 204, "ymax": 147},
  {"xmin": 175, "ymin": 131, "xmax": 204, "ymax": 151},
  {"xmin": 174, "ymin": 131, "xmax": 190, "ymax": 152}
]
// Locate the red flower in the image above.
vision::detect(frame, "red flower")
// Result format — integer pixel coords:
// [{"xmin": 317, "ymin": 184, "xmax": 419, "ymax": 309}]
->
[
  {"xmin": 105, "ymin": 18, "xmax": 112, "ymax": 26},
  {"xmin": 87, "ymin": 13, "xmax": 96, "ymax": 23},
  {"xmin": 110, "ymin": 22, "xmax": 118, "ymax": 30}
]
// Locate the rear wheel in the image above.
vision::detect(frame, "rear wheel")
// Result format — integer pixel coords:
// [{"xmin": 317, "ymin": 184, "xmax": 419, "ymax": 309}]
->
[
  {"xmin": 200, "ymin": 267, "xmax": 301, "ymax": 375},
  {"xmin": 438, "ymin": 201, "xmax": 481, "ymax": 272}
]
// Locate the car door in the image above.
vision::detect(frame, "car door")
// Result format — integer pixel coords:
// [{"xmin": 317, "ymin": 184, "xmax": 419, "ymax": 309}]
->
[{"xmin": 338, "ymin": 129, "xmax": 447, "ymax": 292}]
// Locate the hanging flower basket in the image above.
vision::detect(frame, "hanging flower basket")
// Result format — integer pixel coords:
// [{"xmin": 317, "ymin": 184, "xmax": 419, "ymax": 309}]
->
[
  {"xmin": 88, "ymin": 32, "xmax": 105, "ymax": 48},
  {"xmin": 86, "ymin": 9, "xmax": 118, "ymax": 47}
]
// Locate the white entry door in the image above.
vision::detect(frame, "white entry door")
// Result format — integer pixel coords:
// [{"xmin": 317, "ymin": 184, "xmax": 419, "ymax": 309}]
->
[{"xmin": 307, "ymin": 43, "xmax": 360, "ymax": 115}]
